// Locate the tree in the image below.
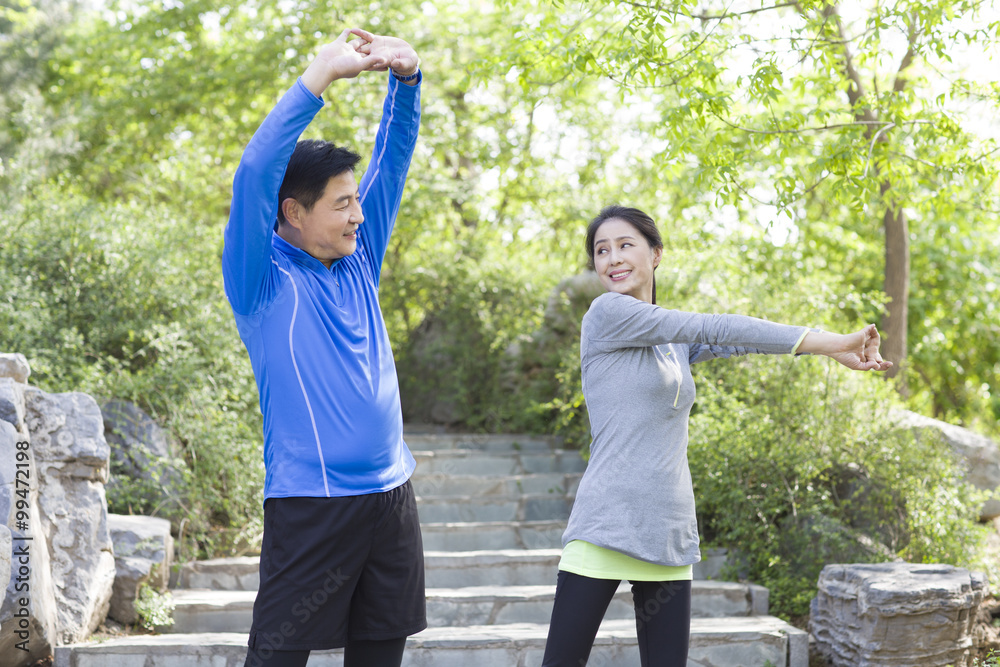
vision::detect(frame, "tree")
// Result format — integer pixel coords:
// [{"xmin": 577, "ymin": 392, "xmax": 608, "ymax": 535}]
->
[
  {"xmin": 0, "ymin": 0, "xmax": 80, "ymax": 186},
  {"xmin": 487, "ymin": 0, "xmax": 1000, "ymax": 426}
]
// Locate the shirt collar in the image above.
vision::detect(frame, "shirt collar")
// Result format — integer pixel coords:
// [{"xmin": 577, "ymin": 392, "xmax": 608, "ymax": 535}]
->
[{"xmin": 271, "ymin": 233, "xmax": 342, "ymax": 272}]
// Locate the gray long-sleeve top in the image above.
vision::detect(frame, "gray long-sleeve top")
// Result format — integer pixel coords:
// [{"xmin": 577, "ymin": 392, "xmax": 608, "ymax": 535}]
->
[{"xmin": 562, "ymin": 292, "xmax": 809, "ymax": 566}]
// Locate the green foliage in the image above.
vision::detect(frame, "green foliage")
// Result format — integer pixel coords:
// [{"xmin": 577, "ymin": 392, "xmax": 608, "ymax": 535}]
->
[
  {"xmin": 106, "ymin": 444, "xmax": 189, "ymax": 518},
  {"xmin": 0, "ymin": 175, "xmax": 265, "ymax": 558},
  {"xmin": 133, "ymin": 583, "xmax": 175, "ymax": 631},
  {"xmin": 689, "ymin": 355, "xmax": 989, "ymax": 618},
  {"xmin": 482, "ymin": 0, "xmax": 1000, "ymax": 436},
  {"xmin": 498, "ymin": 283, "xmax": 596, "ymax": 449},
  {"xmin": 951, "ymin": 649, "xmax": 1000, "ymax": 667},
  {"xmin": 975, "ymin": 650, "xmax": 1000, "ymax": 667},
  {"xmin": 1, "ymin": 0, "xmax": 995, "ymax": 593},
  {"xmin": 395, "ymin": 246, "xmax": 553, "ymax": 430},
  {"xmin": 528, "ymin": 340, "xmax": 590, "ymax": 452}
]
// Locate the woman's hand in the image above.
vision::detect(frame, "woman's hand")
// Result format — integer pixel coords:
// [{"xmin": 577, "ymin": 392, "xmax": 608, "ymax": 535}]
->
[{"xmin": 800, "ymin": 324, "xmax": 893, "ymax": 371}]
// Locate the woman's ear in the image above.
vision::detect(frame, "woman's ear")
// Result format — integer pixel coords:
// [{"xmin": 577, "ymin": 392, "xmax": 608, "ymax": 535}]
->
[{"xmin": 652, "ymin": 246, "xmax": 663, "ymax": 269}]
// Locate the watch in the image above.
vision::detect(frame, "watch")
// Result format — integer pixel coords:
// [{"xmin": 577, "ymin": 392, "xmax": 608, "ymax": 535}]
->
[{"xmin": 392, "ymin": 69, "xmax": 420, "ymax": 82}]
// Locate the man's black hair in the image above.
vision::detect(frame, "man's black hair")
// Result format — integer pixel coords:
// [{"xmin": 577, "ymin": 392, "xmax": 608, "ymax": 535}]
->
[{"xmin": 275, "ymin": 139, "xmax": 362, "ymax": 229}]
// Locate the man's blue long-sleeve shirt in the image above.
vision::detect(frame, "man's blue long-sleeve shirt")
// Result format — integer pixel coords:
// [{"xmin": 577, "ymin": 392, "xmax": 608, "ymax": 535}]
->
[{"xmin": 222, "ymin": 75, "xmax": 420, "ymax": 501}]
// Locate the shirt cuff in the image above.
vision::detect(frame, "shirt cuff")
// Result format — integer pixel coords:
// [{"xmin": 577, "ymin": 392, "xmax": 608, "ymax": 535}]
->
[
  {"xmin": 295, "ymin": 77, "xmax": 326, "ymax": 105},
  {"xmin": 792, "ymin": 328, "xmax": 821, "ymax": 356},
  {"xmin": 391, "ymin": 69, "xmax": 423, "ymax": 89}
]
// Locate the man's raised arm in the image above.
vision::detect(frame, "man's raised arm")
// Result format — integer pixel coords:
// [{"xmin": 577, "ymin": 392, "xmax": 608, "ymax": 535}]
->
[
  {"xmin": 221, "ymin": 29, "xmax": 390, "ymax": 315},
  {"xmin": 348, "ymin": 30, "xmax": 421, "ymax": 281}
]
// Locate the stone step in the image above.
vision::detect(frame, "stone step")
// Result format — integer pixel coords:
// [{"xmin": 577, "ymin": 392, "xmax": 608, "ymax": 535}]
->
[
  {"xmin": 411, "ymin": 472, "xmax": 581, "ymax": 497},
  {"xmin": 428, "ymin": 547, "xmax": 736, "ymax": 588},
  {"xmin": 423, "ymin": 582, "xmax": 763, "ymax": 627},
  {"xmin": 420, "ymin": 520, "xmax": 566, "ymax": 551},
  {"xmin": 174, "ymin": 547, "xmax": 735, "ymax": 591},
  {"xmin": 172, "ymin": 555, "xmax": 262, "ymax": 591},
  {"xmin": 175, "ymin": 549, "xmax": 565, "ymax": 591},
  {"xmin": 56, "ymin": 618, "xmax": 807, "ymax": 666},
  {"xmin": 411, "ymin": 449, "xmax": 587, "ymax": 475},
  {"xmin": 405, "ymin": 433, "xmax": 562, "ymax": 452},
  {"xmin": 430, "ymin": 580, "xmax": 769, "ymax": 625},
  {"xmin": 162, "ymin": 580, "xmax": 769, "ymax": 634},
  {"xmin": 425, "ymin": 549, "xmax": 563, "ymax": 588},
  {"xmin": 415, "ymin": 494, "xmax": 573, "ymax": 523}
]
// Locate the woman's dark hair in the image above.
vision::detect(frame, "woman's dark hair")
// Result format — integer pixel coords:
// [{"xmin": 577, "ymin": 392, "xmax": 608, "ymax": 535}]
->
[
  {"xmin": 275, "ymin": 139, "xmax": 362, "ymax": 229},
  {"xmin": 585, "ymin": 205, "xmax": 664, "ymax": 304}
]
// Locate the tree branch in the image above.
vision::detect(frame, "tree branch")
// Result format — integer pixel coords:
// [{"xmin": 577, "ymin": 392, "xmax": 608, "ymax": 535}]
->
[
  {"xmin": 709, "ymin": 111, "xmax": 929, "ymax": 136},
  {"xmin": 864, "ymin": 123, "xmax": 895, "ymax": 177},
  {"xmin": 727, "ymin": 169, "xmax": 832, "ymax": 209},
  {"xmin": 621, "ymin": 0, "xmax": 733, "ymax": 79},
  {"xmin": 819, "ymin": 3, "xmax": 875, "ymax": 124},
  {"xmin": 794, "ymin": 11, "xmax": 832, "ymax": 67},
  {"xmin": 616, "ymin": 0, "xmax": 798, "ymax": 21},
  {"xmin": 892, "ymin": 15, "xmax": 918, "ymax": 94}
]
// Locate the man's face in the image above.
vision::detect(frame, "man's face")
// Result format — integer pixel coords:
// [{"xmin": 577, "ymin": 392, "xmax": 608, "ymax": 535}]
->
[{"xmin": 291, "ymin": 171, "xmax": 363, "ymax": 267}]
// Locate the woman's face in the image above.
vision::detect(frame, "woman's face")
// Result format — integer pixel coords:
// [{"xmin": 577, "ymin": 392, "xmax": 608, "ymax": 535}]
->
[{"xmin": 592, "ymin": 217, "xmax": 662, "ymax": 304}]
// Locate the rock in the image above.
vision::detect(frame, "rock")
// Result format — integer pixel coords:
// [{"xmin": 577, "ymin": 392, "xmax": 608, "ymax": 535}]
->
[
  {"xmin": 101, "ymin": 400, "xmax": 182, "ymax": 512},
  {"xmin": 0, "ymin": 378, "xmax": 27, "ymax": 435},
  {"xmin": 891, "ymin": 409, "xmax": 1000, "ymax": 521},
  {"xmin": 101, "ymin": 400, "xmax": 172, "ymax": 472},
  {"xmin": 26, "ymin": 389, "xmax": 110, "ymax": 483},
  {"xmin": 810, "ymin": 562, "xmax": 987, "ymax": 667},
  {"xmin": 0, "ymin": 418, "xmax": 59, "ymax": 665},
  {"xmin": 0, "ymin": 354, "xmax": 30, "ymax": 384},
  {"xmin": 0, "ymin": 524, "xmax": 10, "ymax": 610},
  {"xmin": 503, "ymin": 271, "xmax": 603, "ymax": 373},
  {"xmin": 107, "ymin": 514, "xmax": 174, "ymax": 625},
  {"xmin": 541, "ymin": 271, "xmax": 605, "ymax": 338},
  {"xmin": 400, "ymin": 310, "xmax": 487, "ymax": 425},
  {"xmin": 24, "ymin": 388, "xmax": 116, "ymax": 645}
]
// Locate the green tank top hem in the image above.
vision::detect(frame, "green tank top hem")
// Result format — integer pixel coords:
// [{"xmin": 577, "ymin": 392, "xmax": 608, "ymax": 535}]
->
[{"xmin": 558, "ymin": 540, "xmax": 694, "ymax": 581}]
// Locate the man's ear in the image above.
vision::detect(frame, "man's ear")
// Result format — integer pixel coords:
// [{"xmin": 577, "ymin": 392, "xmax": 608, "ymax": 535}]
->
[
  {"xmin": 280, "ymin": 198, "xmax": 302, "ymax": 229},
  {"xmin": 652, "ymin": 246, "xmax": 663, "ymax": 269}
]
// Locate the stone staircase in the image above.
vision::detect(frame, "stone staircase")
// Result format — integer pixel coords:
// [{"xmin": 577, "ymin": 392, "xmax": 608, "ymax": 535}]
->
[{"xmin": 55, "ymin": 433, "xmax": 807, "ymax": 667}]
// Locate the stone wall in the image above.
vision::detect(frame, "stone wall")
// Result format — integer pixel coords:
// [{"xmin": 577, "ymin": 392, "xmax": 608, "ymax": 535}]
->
[
  {"xmin": 0, "ymin": 353, "xmax": 117, "ymax": 665},
  {"xmin": 25, "ymin": 387, "xmax": 116, "ymax": 644}
]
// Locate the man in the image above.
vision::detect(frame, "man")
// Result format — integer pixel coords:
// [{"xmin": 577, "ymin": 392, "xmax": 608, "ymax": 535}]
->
[{"xmin": 221, "ymin": 28, "xmax": 424, "ymax": 667}]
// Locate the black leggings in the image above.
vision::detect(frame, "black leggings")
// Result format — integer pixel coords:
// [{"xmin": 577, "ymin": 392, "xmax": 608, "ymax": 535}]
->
[
  {"xmin": 243, "ymin": 636, "xmax": 407, "ymax": 667},
  {"xmin": 541, "ymin": 570, "xmax": 691, "ymax": 667}
]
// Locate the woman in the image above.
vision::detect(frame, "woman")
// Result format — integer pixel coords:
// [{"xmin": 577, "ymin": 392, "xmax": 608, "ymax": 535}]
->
[{"xmin": 541, "ymin": 205, "xmax": 891, "ymax": 667}]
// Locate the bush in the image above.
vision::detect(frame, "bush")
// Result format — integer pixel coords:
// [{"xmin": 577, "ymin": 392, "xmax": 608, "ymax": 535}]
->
[
  {"xmin": 392, "ymin": 240, "xmax": 559, "ymax": 432},
  {"xmin": 0, "ymin": 181, "xmax": 266, "ymax": 559},
  {"xmin": 502, "ymin": 242, "xmax": 992, "ymax": 619},
  {"xmin": 688, "ymin": 354, "xmax": 990, "ymax": 619},
  {"xmin": 133, "ymin": 584, "xmax": 175, "ymax": 631}
]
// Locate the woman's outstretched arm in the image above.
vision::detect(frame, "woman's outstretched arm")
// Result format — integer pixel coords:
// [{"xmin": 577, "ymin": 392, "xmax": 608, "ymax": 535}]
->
[{"xmin": 797, "ymin": 324, "xmax": 893, "ymax": 371}]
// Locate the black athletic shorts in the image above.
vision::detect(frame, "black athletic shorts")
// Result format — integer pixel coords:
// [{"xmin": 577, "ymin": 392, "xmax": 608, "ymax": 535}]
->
[{"xmin": 247, "ymin": 480, "xmax": 426, "ymax": 652}]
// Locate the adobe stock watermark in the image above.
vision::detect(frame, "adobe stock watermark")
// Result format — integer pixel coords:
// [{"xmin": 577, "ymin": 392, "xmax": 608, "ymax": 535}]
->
[
  {"xmin": 633, "ymin": 579, "xmax": 686, "ymax": 633},
  {"xmin": 570, "ymin": 580, "xmax": 688, "ymax": 667},
  {"xmin": 11, "ymin": 438, "xmax": 35, "ymax": 653},
  {"xmin": 244, "ymin": 565, "xmax": 351, "ymax": 665}
]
